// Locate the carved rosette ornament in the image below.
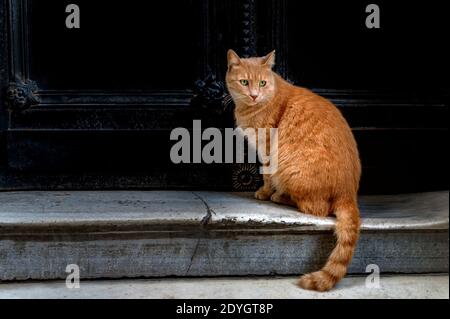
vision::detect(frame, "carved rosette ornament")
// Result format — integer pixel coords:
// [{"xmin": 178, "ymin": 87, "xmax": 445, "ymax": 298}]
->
[
  {"xmin": 232, "ymin": 163, "xmax": 262, "ymax": 191},
  {"xmin": 192, "ymin": 73, "xmax": 231, "ymax": 115},
  {"xmin": 6, "ymin": 79, "xmax": 40, "ymax": 111}
]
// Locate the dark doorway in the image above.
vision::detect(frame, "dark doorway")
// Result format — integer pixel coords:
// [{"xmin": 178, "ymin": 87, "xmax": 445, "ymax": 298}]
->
[{"xmin": 0, "ymin": 0, "xmax": 448, "ymax": 194}]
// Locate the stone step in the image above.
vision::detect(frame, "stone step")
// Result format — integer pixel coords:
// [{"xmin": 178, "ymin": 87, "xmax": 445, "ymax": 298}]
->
[
  {"xmin": 1, "ymin": 275, "xmax": 448, "ymax": 299},
  {"xmin": 0, "ymin": 191, "xmax": 448, "ymax": 281}
]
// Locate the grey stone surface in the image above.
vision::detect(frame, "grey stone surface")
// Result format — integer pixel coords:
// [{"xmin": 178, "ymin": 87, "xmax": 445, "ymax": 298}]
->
[
  {"xmin": 203, "ymin": 191, "xmax": 449, "ymax": 230},
  {"xmin": 0, "ymin": 191, "xmax": 207, "ymax": 227},
  {"xmin": 0, "ymin": 191, "xmax": 448, "ymax": 281},
  {"xmin": 0, "ymin": 191, "xmax": 448, "ymax": 230},
  {"xmin": 0, "ymin": 275, "xmax": 448, "ymax": 299}
]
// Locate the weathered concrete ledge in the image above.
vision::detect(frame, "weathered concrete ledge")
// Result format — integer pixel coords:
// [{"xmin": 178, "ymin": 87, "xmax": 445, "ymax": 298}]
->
[
  {"xmin": 1, "ymin": 275, "xmax": 448, "ymax": 299},
  {"xmin": 0, "ymin": 191, "xmax": 448, "ymax": 281}
]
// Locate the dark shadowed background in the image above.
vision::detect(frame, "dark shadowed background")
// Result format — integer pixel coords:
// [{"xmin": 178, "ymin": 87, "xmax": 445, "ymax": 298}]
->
[{"xmin": 0, "ymin": 0, "xmax": 448, "ymax": 194}]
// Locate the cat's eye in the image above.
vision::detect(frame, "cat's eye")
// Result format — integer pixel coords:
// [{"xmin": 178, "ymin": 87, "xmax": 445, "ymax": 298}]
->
[
  {"xmin": 240, "ymin": 79, "xmax": 249, "ymax": 86},
  {"xmin": 259, "ymin": 80, "xmax": 267, "ymax": 87}
]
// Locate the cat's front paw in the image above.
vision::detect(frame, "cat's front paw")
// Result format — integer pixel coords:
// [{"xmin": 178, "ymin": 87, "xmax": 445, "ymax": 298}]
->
[{"xmin": 255, "ymin": 187, "xmax": 273, "ymax": 201}]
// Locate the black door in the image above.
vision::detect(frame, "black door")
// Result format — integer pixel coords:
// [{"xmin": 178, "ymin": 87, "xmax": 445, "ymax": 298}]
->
[{"xmin": 0, "ymin": 0, "xmax": 448, "ymax": 193}]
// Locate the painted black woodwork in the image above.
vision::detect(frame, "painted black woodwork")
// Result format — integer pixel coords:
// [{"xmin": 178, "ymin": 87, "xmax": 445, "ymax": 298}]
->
[{"xmin": 0, "ymin": 0, "xmax": 448, "ymax": 194}]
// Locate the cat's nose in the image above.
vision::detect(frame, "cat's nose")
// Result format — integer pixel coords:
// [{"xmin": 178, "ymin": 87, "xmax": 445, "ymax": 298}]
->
[{"xmin": 250, "ymin": 94, "xmax": 259, "ymax": 101}]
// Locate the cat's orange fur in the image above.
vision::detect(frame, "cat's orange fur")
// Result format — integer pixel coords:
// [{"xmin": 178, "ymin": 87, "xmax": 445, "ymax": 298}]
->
[{"xmin": 226, "ymin": 50, "xmax": 361, "ymax": 292}]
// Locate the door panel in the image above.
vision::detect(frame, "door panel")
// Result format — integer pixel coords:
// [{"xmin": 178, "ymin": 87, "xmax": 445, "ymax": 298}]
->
[
  {"xmin": 0, "ymin": 0, "xmax": 448, "ymax": 193},
  {"xmin": 29, "ymin": 0, "xmax": 203, "ymax": 90},
  {"xmin": 285, "ymin": 0, "xmax": 449, "ymax": 90}
]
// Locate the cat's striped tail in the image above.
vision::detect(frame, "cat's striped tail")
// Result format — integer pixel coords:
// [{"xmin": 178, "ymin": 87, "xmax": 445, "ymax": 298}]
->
[{"xmin": 297, "ymin": 199, "xmax": 361, "ymax": 292}]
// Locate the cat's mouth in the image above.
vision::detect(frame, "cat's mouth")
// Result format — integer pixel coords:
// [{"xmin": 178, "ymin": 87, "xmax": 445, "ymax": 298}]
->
[
  {"xmin": 246, "ymin": 97, "xmax": 261, "ymax": 106},
  {"xmin": 230, "ymin": 92, "xmax": 262, "ymax": 106}
]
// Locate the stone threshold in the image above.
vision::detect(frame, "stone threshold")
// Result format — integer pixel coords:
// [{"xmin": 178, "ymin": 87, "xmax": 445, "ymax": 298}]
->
[
  {"xmin": 0, "ymin": 191, "xmax": 448, "ymax": 281},
  {"xmin": 0, "ymin": 275, "xmax": 448, "ymax": 299}
]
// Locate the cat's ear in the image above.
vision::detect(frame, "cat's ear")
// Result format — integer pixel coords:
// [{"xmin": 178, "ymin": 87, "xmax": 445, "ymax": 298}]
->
[
  {"xmin": 227, "ymin": 49, "xmax": 241, "ymax": 68},
  {"xmin": 262, "ymin": 50, "xmax": 276, "ymax": 68}
]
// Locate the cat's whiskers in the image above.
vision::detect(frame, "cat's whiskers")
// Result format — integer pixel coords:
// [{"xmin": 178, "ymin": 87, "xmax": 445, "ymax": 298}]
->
[{"xmin": 228, "ymin": 94, "xmax": 250, "ymax": 105}]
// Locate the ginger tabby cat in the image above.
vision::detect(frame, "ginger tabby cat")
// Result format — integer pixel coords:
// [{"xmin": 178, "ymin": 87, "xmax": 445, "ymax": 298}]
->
[{"xmin": 226, "ymin": 49, "xmax": 361, "ymax": 291}]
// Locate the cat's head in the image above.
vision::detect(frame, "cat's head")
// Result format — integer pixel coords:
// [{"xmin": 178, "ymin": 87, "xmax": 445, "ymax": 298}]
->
[{"xmin": 226, "ymin": 49, "xmax": 276, "ymax": 106}]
